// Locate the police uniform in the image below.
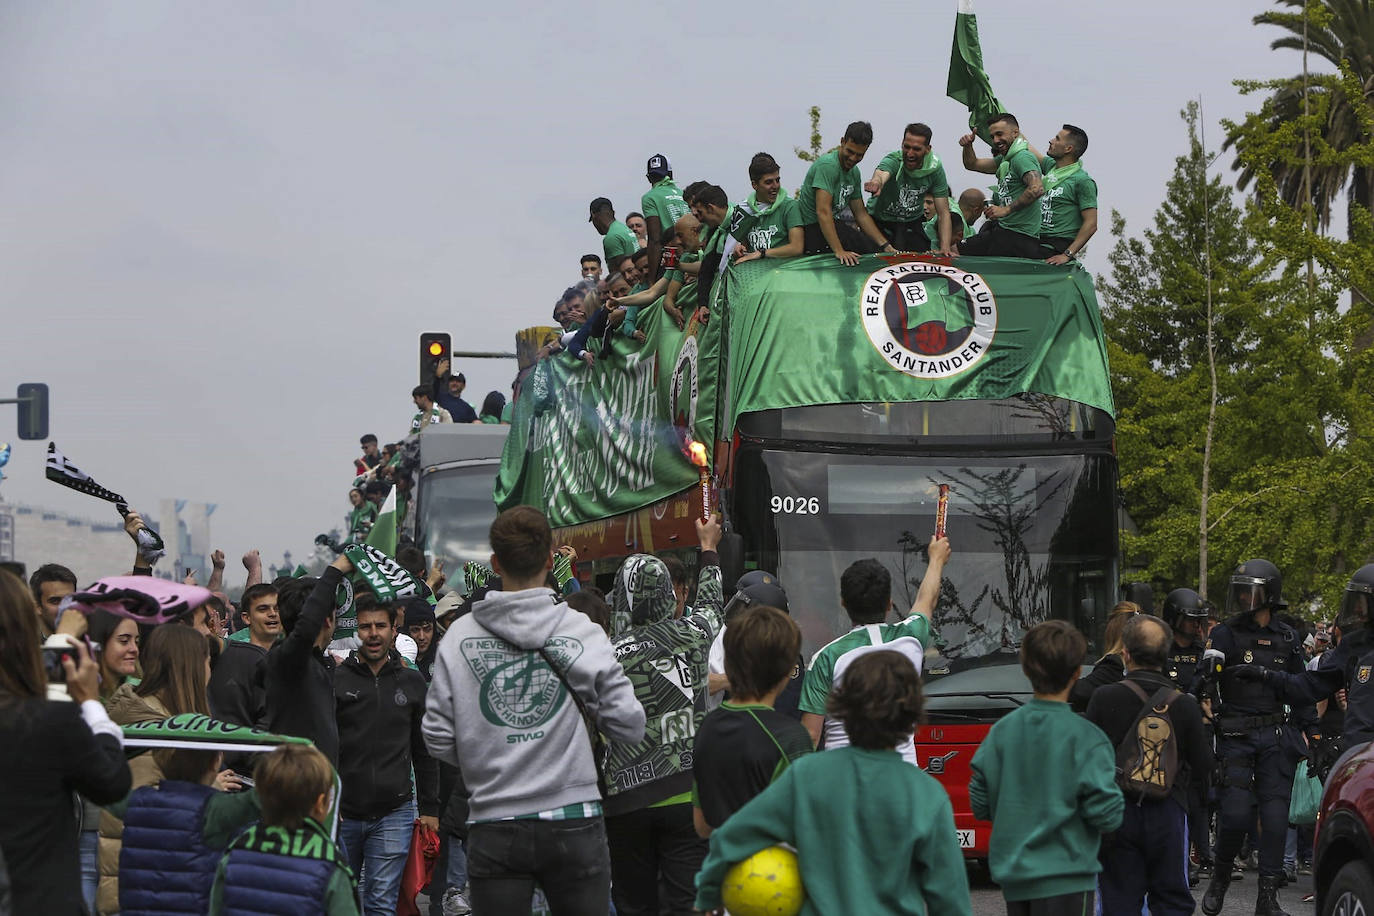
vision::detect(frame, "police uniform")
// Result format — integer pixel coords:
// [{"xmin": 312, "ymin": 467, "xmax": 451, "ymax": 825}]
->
[
  {"xmin": 1167, "ymin": 638, "xmax": 1205, "ymax": 692},
  {"xmin": 1201, "ymin": 560, "xmax": 1312, "ymax": 916}
]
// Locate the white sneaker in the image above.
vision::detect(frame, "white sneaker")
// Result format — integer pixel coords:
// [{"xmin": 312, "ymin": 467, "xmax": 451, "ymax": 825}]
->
[{"xmin": 441, "ymin": 886, "xmax": 472, "ymax": 916}]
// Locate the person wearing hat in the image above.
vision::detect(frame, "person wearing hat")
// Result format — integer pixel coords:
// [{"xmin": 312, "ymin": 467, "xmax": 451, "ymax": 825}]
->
[
  {"xmin": 640, "ymin": 153, "xmax": 691, "ymax": 281},
  {"xmin": 590, "ymin": 198, "xmax": 640, "ymax": 270},
  {"xmin": 706, "ymin": 570, "xmax": 794, "ymax": 714},
  {"xmin": 403, "ymin": 596, "xmax": 439, "ymax": 682}
]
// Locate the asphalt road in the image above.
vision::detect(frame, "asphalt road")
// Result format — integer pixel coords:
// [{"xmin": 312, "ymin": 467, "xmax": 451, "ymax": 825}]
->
[{"xmin": 967, "ymin": 863, "xmax": 1317, "ymax": 915}]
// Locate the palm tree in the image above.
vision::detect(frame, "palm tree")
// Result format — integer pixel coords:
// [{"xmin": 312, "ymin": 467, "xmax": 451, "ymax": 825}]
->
[{"xmin": 1226, "ymin": 0, "xmax": 1374, "ymax": 235}]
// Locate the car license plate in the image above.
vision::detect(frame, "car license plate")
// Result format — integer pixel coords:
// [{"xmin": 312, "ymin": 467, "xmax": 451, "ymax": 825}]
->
[{"xmin": 957, "ymin": 829, "xmax": 975, "ymax": 849}]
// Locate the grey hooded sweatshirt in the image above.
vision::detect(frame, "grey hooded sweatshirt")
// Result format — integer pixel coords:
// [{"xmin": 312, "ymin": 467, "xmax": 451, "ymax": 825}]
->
[{"xmin": 422, "ymin": 586, "xmax": 645, "ymax": 822}]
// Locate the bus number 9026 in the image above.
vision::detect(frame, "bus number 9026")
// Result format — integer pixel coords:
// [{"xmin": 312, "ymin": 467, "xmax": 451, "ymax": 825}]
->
[{"xmin": 771, "ymin": 495, "xmax": 821, "ymax": 515}]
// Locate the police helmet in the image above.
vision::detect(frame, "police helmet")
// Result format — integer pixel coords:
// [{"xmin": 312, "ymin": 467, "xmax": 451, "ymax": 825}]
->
[
  {"xmin": 1225, "ymin": 558, "xmax": 1286, "ymax": 616},
  {"xmin": 1335, "ymin": 564, "xmax": 1374, "ymax": 632},
  {"xmin": 1161, "ymin": 588, "xmax": 1211, "ymax": 628},
  {"xmin": 722, "ymin": 570, "xmax": 789, "ymax": 623}
]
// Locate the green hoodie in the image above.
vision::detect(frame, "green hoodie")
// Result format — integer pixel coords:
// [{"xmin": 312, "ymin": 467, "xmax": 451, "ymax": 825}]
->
[
  {"xmin": 694, "ymin": 746, "xmax": 971, "ymax": 915},
  {"xmin": 969, "ymin": 698, "xmax": 1123, "ymax": 901}
]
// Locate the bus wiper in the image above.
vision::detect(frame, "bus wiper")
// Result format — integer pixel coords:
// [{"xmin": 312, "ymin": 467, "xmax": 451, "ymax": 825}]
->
[{"xmin": 924, "ymin": 691, "xmax": 1027, "ymax": 707}]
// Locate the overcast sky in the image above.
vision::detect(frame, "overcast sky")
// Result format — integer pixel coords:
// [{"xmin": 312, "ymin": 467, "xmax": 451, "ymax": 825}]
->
[{"xmin": 0, "ymin": 1, "xmax": 1306, "ymax": 576}]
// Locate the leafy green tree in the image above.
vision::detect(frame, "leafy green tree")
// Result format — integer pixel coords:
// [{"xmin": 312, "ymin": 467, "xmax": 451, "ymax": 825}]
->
[
  {"xmin": 1102, "ymin": 102, "xmax": 1372, "ymax": 615},
  {"xmin": 1225, "ymin": 0, "xmax": 1374, "ymax": 234},
  {"xmin": 794, "ymin": 106, "xmax": 824, "ymax": 164}
]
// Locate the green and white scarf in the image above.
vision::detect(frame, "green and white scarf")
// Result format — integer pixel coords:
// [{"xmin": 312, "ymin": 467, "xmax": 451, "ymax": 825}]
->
[
  {"xmin": 1042, "ymin": 159, "xmax": 1083, "ymax": 193},
  {"xmin": 994, "ymin": 137, "xmax": 1029, "ymax": 183}
]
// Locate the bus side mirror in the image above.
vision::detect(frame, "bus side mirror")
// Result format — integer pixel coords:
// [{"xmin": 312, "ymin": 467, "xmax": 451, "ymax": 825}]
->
[{"xmin": 717, "ymin": 529, "xmax": 744, "ymax": 591}]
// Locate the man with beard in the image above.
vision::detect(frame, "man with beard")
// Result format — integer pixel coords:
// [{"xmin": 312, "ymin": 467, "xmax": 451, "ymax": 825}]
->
[
  {"xmin": 957, "ymin": 112, "xmax": 1046, "ymax": 259},
  {"xmin": 1038, "ymin": 124, "xmax": 1097, "ymax": 265},
  {"xmin": 864, "ymin": 123, "xmax": 954, "ymax": 255},
  {"xmin": 335, "ymin": 592, "xmax": 439, "ymax": 915}
]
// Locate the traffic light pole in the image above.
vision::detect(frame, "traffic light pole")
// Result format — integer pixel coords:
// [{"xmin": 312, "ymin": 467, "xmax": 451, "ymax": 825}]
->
[{"xmin": 449, "ymin": 351, "xmax": 516, "ymax": 359}]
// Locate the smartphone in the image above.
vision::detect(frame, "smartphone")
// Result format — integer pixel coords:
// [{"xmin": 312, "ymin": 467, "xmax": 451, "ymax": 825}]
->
[{"xmin": 235, "ymin": 775, "xmax": 255, "ymax": 788}]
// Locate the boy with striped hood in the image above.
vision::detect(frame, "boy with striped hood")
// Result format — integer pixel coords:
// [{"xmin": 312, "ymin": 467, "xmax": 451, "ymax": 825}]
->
[{"xmin": 603, "ymin": 514, "xmax": 724, "ymax": 916}]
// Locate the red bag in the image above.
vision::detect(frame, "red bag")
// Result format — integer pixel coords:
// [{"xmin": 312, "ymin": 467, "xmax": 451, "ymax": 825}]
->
[{"xmin": 398, "ymin": 819, "xmax": 441, "ymax": 916}]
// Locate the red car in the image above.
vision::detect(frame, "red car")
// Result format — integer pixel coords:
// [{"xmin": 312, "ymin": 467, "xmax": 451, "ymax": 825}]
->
[{"xmin": 1315, "ymin": 741, "xmax": 1374, "ymax": 915}]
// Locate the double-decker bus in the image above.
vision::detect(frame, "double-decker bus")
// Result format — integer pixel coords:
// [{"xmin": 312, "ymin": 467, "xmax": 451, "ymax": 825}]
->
[{"xmin": 495, "ymin": 253, "xmax": 1119, "ymax": 858}]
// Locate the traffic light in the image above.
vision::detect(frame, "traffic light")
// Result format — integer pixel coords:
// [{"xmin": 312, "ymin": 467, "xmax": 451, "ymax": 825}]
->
[
  {"xmin": 16, "ymin": 383, "xmax": 48, "ymax": 440},
  {"xmin": 420, "ymin": 332, "xmax": 451, "ymax": 385}
]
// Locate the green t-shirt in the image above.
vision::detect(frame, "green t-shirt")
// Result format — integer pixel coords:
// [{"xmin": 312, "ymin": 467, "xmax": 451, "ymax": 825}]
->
[
  {"xmin": 602, "ymin": 219, "xmax": 639, "ymax": 264},
  {"xmin": 728, "ymin": 194, "xmax": 801, "ymax": 253},
  {"xmin": 640, "ymin": 178, "xmax": 690, "ymax": 236},
  {"xmin": 924, "ymin": 208, "xmax": 972, "ymax": 249},
  {"xmin": 797, "ymin": 150, "xmax": 862, "ymax": 226},
  {"xmin": 993, "ymin": 142, "xmax": 1044, "ymax": 238},
  {"xmin": 1038, "ymin": 156, "xmax": 1098, "ymax": 240},
  {"xmin": 867, "ymin": 151, "xmax": 951, "ymax": 222}
]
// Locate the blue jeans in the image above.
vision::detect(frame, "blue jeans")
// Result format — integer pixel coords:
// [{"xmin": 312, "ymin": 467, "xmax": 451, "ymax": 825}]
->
[
  {"xmin": 80, "ymin": 826, "xmax": 98, "ymax": 913},
  {"xmin": 447, "ymin": 833, "xmax": 469, "ymax": 889},
  {"xmin": 340, "ymin": 798, "xmax": 417, "ymax": 916}
]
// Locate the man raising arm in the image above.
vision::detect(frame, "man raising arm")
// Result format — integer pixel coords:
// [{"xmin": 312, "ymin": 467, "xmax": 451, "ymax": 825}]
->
[{"xmin": 957, "ymin": 113, "xmax": 1047, "ymax": 260}]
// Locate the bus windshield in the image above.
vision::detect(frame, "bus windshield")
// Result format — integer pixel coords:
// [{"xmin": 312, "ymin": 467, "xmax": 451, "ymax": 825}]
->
[
  {"xmin": 731, "ymin": 447, "xmax": 1117, "ymax": 672},
  {"xmin": 417, "ymin": 463, "xmax": 500, "ymax": 595}
]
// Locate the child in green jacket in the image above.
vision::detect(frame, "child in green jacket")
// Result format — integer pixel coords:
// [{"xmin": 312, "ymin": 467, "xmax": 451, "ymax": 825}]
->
[
  {"xmin": 969, "ymin": 620, "xmax": 1124, "ymax": 915},
  {"xmin": 694, "ymin": 650, "xmax": 970, "ymax": 915}
]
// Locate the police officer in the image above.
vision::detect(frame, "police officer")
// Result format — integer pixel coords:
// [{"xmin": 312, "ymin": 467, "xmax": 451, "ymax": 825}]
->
[
  {"xmin": 1200, "ymin": 559, "xmax": 1314, "ymax": 916},
  {"xmin": 1239, "ymin": 564, "xmax": 1374, "ymax": 761},
  {"xmin": 1162, "ymin": 587, "xmax": 1214, "ymax": 885},
  {"xmin": 708, "ymin": 571, "xmax": 803, "ymax": 717},
  {"xmin": 1163, "ymin": 587, "xmax": 1210, "ymax": 691}
]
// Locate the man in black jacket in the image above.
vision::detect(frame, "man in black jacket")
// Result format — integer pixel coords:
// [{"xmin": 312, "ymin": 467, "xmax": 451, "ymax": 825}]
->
[
  {"xmin": 1085, "ymin": 614, "xmax": 1211, "ymax": 916},
  {"xmin": 260, "ymin": 555, "xmax": 351, "ymax": 764},
  {"xmin": 336, "ymin": 593, "xmax": 439, "ymax": 915}
]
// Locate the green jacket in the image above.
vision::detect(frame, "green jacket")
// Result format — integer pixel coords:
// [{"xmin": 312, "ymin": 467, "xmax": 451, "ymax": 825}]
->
[
  {"xmin": 694, "ymin": 746, "xmax": 971, "ymax": 915},
  {"xmin": 969, "ymin": 698, "xmax": 1124, "ymax": 901}
]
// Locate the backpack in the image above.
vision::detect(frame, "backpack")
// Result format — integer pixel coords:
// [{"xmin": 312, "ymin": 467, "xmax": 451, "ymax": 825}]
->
[{"xmin": 1114, "ymin": 679, "xmax": 1183, "ymax": 801}]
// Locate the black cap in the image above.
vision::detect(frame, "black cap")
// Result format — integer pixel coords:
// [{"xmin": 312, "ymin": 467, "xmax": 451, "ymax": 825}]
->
[
  {"xmin": 588, "ymin": 197, "xmax": 613, "ymax": 221},
  {"xmin": 646, "ymin": 154, "xmax": 671, "ymax": 177}
]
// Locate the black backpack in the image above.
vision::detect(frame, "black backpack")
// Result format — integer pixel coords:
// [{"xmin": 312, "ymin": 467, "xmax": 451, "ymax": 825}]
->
[{"xmin": 1114, "ymin": 680, "xmax": 1183, "ymax": 801}]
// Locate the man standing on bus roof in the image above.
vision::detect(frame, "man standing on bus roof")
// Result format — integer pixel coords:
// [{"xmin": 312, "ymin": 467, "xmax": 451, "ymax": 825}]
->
[
  {"xmin": 864, "ymin": 122, "xmax": 954, "ymax": 255},
  {"xmin": 797, "ymin": 120, "xmax": 897, "ymax": 265},
  {"xmin": 957, "ymin": 112, "xmax": 1045, "ymax": 260},
  {"xmin": 1038, "ymin": 124, "xmax": 1097, "ymax": 265},
  {"xmin": 640, "ymin": 154, "xmax": 691, "ymax": 281},
  {"xmin": 798, "ymin": 536, "xmax": 951, "ymax": 762},
  {"xmin": 590, "ymin": 197, "xmax": 640, "ymax": 270}
]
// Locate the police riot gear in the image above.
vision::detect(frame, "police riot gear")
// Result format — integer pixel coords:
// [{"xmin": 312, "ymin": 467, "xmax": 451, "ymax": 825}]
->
[
  {"xmin": 1163, "ymin": 588, "xmax": 1211, "ymax": 690},
  {"xmin": 1224, "ymin": 558, "xmax": 1286, "ymax": 618},
  {"xmin": 1335, "ymin": 563, "xmax": 1374, "ymax": 633}
]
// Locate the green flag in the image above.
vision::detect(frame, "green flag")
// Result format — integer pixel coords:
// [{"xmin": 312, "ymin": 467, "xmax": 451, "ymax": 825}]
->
[
  {"xmin": 365, "ymin": 486, "xmax": 397, "ymax": 557},
  {"xmin": 947, "ymin": 0, "xmax": 1004, "ymax": 145}
]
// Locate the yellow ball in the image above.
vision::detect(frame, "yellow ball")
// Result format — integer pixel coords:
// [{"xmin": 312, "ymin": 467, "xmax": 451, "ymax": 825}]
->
[{"xmin": 720, "ymin": 844, "xmax": 805, "ymax": 916}]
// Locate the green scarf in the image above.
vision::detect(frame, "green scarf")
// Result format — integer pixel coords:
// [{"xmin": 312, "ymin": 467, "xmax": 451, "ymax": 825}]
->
[
  {"xmin": 343, "ymin": 544, "xmax": 431, "ymax": 605},
  {"xmin": 1042, "ymin": 159, "xmax": 1083, "ymax": 193},
  {"xmin": 900, "ymin": 151, "xmax": 943, "ymax": 181},
  {"xmin": 743, "ymin": 188, "xmax": 789, "ymax": 217},
  {"xmin": 994, "ymin": 136, "xmax": 1029, "ymax": 182}
]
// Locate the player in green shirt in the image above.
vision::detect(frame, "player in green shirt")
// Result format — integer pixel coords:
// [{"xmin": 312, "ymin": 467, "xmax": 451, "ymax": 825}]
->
[
  {"xmin": 589, "ymin": 197, "xmax": 640, "ymax": 267},
  {"xmin": 957, "ymin": 112, "xmax": 1047, "ymax": 260},
  {"xmin": 797, "ymin": 121, "xmax": 896, "ymax": 265},
  {"xmin": 729, "ymin": 152, "xmax": 804, "ymax": 264},
  {"xmin": 640, "ymin": 153, "xmax": 690, "ymax": 280},
  {"xmin": 798, "ymin": 535, "xmax": 951, "ymax": 756},
  {"xmin": 864, "ymin": 123, "xmax": 954, "ymax": 255},
  {"xmin": 1038, "ymin": 124, "xmax": 1098, "ymax": 265}
]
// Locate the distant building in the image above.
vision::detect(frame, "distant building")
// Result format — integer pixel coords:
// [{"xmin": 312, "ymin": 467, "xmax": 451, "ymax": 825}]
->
[{"xmin": 0, "ymin": 498, "xmax": 214, "ymax": 584}]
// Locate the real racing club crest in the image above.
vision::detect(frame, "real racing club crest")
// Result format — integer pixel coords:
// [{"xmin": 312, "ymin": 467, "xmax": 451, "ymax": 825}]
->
[{"xmin": 860, "ymin": 263, "xmax": 998, "ymax": 380}]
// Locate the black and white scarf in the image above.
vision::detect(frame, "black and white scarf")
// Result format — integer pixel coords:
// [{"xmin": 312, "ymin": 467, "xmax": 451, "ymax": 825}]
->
[{"xmin": 46, "ymin": 442, "xmax": 166, "ymax": 563}]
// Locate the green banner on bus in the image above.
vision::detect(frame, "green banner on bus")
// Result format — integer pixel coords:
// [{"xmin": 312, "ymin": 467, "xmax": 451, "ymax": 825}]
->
[
  {"xmin": 723, "ymin": 254, "xmax": 1114, "ymax": 429},
  {"xmin": 495, "ymin": 281, "xmax": 721, "ymax": 528},
  {"xmin": 496, "ymin": 254, "xmax": 1113, "ymax": 528}
]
